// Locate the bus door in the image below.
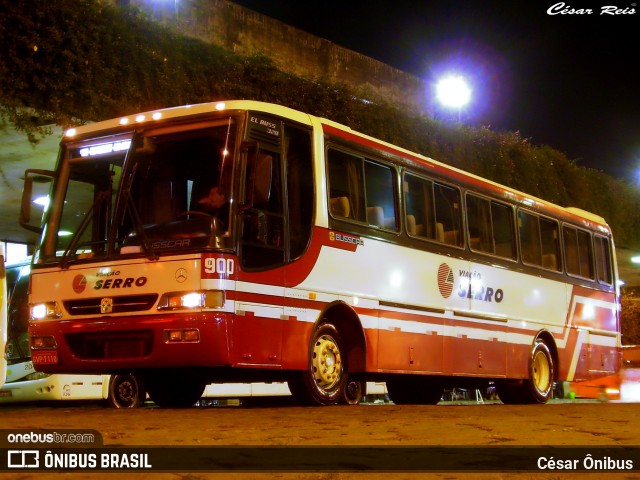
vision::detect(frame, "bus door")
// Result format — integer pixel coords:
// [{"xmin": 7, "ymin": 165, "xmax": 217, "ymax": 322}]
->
[
  {"xmin": 234, "ymin": 120, "xmax": 314, "ymax": 368},
  {"xmin": 234, "ymin": 119, "xmax": 286, "ymax": 366}
]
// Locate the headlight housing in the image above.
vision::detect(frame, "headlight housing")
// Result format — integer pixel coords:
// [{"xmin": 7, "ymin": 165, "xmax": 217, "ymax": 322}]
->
[
  {"xmin": 30, "ymin": 302, "xmax": 62, "ymax": 320},
  {"xmin": 157, "ymin": 290, "xmax": 225, "ymax": 310}
]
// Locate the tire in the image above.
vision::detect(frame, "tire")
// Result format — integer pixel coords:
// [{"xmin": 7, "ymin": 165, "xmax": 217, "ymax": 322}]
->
[
  {"xmin": 288, "ymin": 322, "xmax": 348, "ymax": 405},
  {"xmin": 498, "ymin": 340, "xmax": 554, "ymax": 404},
  {"xmin": 528, "ymin": 341, "xmax": 554, "ymax": 403},
  {"xmin": 387, "ymin": 377, "xmax": 443, "ymax": 405},
  {"xmin": 107, "ymin": 374, "xmax": 145, "ymax": 409},
  {"xmin": 145, "ymin": 372, "xmax": 206, "ymax": 408},
  {"xmin": 341, "ymin": 380, "xmax": 364, "ymax": 405}
]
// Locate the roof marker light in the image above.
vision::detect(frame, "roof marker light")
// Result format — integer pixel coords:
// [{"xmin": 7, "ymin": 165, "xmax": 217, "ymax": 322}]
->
[
  {"xmin": 65, "ymin": 128, "xmax": 77, "ymax": 137},
  {"xmin": 152, "ymin": 112, "xmax": 162, "ymax": 120},
  {"xmin": 215, "ymin": 102, "xmax": 226, "ymax": 111},
  {"xmin": 119, "ymin": 117, "xmax": 129, "ymax": 125},
  {"xmin": 135, "ymin": 115, "xmax": 146, "ymax": 123},
  {"xmin": 79, "ymin": 140, "xmax": 132, "ymax": 157}
]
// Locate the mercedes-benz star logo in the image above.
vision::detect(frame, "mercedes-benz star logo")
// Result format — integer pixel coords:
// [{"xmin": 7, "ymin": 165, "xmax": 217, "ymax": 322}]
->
[{"xmin": 175, "ymin": 268, "xmax": 188, "ymax": 283}]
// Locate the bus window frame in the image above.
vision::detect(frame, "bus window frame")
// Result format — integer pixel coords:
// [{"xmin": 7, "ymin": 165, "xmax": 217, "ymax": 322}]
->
[
  {"xmin": 594, "ymin": 233, "xmax": 614, "ymax": 287},
  {"xmin": 402, "ymin": 170, "xmax": 465, "ymax": 250},
  {"xmin": 464, "ymin": 191, "xmax": 518, "ymax": 263},
  {"xmin": 326, "ymin": 145, "xmax": 400, "ymax": 234},
  {"xmin": 516, "ymin": 208, "xmax": 564, "ymax": 274},
  {"xmin": 562, "ymin": 223, "xmax": 596, "ymax": 282}
]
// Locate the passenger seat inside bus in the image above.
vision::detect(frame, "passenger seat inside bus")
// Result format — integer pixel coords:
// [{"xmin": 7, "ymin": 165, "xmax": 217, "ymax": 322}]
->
[
  {"xmin": 330, "ymin": 196, "xmax": 351, "ymax": 218},
  {"xmin": 406, "ymin": 214, "xmax": 424, "ymax": 237},
  {"xmin": 367, "ymin": 206, "xmax": 385, "ymax": 227},
  {"xmin": 542, "ymin": 253, "xmax": 558, "ymax": 271},
  {"xmin": 436, "ymin": 223, "xmax": 459, "ymax": 246}
]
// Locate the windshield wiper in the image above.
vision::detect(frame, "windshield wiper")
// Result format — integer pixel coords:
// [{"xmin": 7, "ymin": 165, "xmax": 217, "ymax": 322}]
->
[
  {"xmin": 120, "ymin": 185, "xmax": 158, "ymax": 261},
  {"xmin": 59, "ymin": 190, "xmax": 111, "ymax": 269}
]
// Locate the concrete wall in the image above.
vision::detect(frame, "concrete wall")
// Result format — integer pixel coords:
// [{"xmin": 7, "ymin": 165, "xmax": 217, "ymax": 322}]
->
[{"xmin": 120, "ymin": 0, "xmax": 429, "ymax": 113}]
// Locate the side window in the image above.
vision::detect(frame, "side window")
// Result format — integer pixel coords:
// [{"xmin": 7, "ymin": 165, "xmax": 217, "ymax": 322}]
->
[
  {"xmin": 364, "ymin": 161, "xmax": 397, "ymax": 230},
  {"xmin": 404, "ymin": 174, "xmax": 435, "ymax": 240},
  {"xmin": 285, "ymin": 125, "xmax": 313, "ymax": 261},
  {"xmin": 594, "ymin": 235, "xmax": 613, "ymax": 285},
  {"xmin": 540, "ymin": 217, "xmax": 562, "ymax": 272},
  {"xmin": 518, "ymin": 211, "xmax": 561, "ymax": 271},
  {"xmin": 404, "ymin": 173, "xmax": 462, "ymax": 247},
  {"xmin": 466, "ymin": 194, "xmax": 516, "ymax": 260},
  {"xmin": 563, "ymin": 225, "xmax": 594, "ymax": 279},
  {"xmin": 328, "ymin": 149, "xmax": 365, "ymax": 222},
  {"xmin": 492, "ymin": 201, "xmax": 517, "ymax": 260},
  {"xmin": 518, "ymin": 211, "xmax": 540, "ymax": 265},
  {"xmin": 327, "ymin": 149, "xmax": 398, "ymax": 231},
  {"xmin": 434, "ymin": 183, "xmax": 462, "ymax": 246}
]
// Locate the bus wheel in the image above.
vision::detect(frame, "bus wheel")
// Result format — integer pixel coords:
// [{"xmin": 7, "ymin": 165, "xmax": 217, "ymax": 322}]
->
[
  {"xmin": 387, "ymin": 377, "xmax": 443, "ymax": 405},
  {"xmin": 289, "ymin": 322, "xmax": 347, "ymax": 406},
  {"xmin": 341, "ymin": 380, "xmax": 364, "ymax": 405},
  {"xmin": 145, "ymin": 373, "xmax": 205, "ymax": 408},
  {"xmin": 497, "ymin": 340, "xmax": 554, "ymax": 404},
  {"xmin": 527, "ymin": 340, "xmax": 554, "ymax": 403},
  {"xmin": 107, "ymin": 374, "xmax": 145, "ymax": 409}
]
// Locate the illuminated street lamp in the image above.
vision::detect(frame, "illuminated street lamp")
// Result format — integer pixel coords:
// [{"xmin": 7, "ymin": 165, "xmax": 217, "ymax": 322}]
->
[{"xmin": 436, "ymin": 75, "xmax": 471, "ymax": 122}]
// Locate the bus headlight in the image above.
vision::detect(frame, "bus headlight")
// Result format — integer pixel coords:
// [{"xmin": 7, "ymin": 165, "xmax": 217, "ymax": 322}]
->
[
  {"xmin": 157, "ymin": 290, "xmax": 225, "ymax": 310},
  {"xmin": 30, "ymin": 302, "xmax": 62, "ymax": 320}
]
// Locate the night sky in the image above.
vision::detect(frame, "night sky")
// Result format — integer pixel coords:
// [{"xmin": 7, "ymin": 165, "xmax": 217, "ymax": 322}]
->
[{"xmin": 229, "ymin": 0, "xmax": 638, "ymax": 179}]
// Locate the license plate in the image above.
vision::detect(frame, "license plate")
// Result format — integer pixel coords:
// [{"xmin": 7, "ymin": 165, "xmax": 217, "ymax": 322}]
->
[{"xmin": 32, "ymin": 350, "xmax": 59, "ymax": 365}]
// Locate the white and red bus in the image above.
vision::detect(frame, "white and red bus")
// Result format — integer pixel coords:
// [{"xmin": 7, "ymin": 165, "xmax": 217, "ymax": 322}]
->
[
  {"xmin": 0, "ymin": 253, "xmax": 6, "ymax": 389},
  {"xmin": 0, "ymin": 260, "xmax": 146, "ymax": 407},
  {"xmin": 20, "ymin": 100, "xmax": 620, "ymax": 407},
  {"xmin": 0, "ymin": 259, "xmax": 317, "ymax": 407}
]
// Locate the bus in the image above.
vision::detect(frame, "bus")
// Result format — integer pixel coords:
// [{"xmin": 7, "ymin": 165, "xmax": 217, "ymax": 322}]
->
[
  {"xmin": 567, "ymin": 345, "xmax": 640, "ymax": 402},
  {"xmin": 0, "ymin": 253, "xmax": 6, "ymax": 389},
  {"xmin": 19, "ymin": 100, "xmax": 621, "ymax": 407},
  {"xmin": 1, "ymin": 260, "xmax": 145, "ymax": 407},
  {"xmin": 2, "ymin": 259, "xmax": 376, "ymax": 406}
]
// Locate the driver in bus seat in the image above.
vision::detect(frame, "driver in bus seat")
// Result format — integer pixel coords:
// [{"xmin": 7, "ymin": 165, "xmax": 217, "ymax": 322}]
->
[{"xmin": 194, "ymin": 186, "xmax": 230, "ymax": 230}]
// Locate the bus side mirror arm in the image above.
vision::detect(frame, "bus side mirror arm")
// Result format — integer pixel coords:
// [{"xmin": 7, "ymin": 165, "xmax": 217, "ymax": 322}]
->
[{"xmin": 20, "ymin": 169, "xmax": 54, "ymax": 234}]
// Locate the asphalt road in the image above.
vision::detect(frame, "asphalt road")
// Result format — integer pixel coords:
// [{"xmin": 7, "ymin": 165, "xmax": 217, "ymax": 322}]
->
[{"xmin": 1, "ymin": 399, "xmax": 639, "ymax": 479}]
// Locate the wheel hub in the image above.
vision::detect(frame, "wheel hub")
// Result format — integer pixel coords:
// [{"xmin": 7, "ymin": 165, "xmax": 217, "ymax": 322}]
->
[
  {"xmin": 312, "ymin": 335, "xmax": 342, "ymax": 390},
  {"xmin": 117, "ymin": 382, "xmax": 134, "ymax": 402},
  {"xmin": 532, "ymin": 350, "xmax": 551, "ymax": 393}
]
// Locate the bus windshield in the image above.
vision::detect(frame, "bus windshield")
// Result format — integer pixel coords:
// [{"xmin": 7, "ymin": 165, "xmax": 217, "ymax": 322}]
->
[{"xmin": 42, "ymin": 117, "xmax": 237, "ymax": 261}]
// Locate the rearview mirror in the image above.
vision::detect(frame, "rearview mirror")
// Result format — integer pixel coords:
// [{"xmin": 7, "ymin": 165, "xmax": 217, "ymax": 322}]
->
[{"xmin": 20, "ymin": 169, "xmax": 54, "ymax": 234}]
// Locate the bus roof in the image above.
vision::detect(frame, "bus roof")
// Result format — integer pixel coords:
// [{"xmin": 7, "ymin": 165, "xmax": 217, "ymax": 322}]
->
[
  {"xmin": 62, "ymin": 100, "xmax": 314, "ymax": 139},
  {"xmin": 319, "ymin": 117, "xmax": 610, "ymax": 233},
  {"xmin": 63, "ymin": 100, "xmax": 610, "ymax": 233}
]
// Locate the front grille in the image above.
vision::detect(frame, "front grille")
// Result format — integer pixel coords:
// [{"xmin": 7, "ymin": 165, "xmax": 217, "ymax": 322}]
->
[
  {"xmin": 63, "ymin": 294, "xmax": 158, "ymax": 315},
  {"xmin": 66, "ymin": 331, "xmax": 153, "ymax": 359}
]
